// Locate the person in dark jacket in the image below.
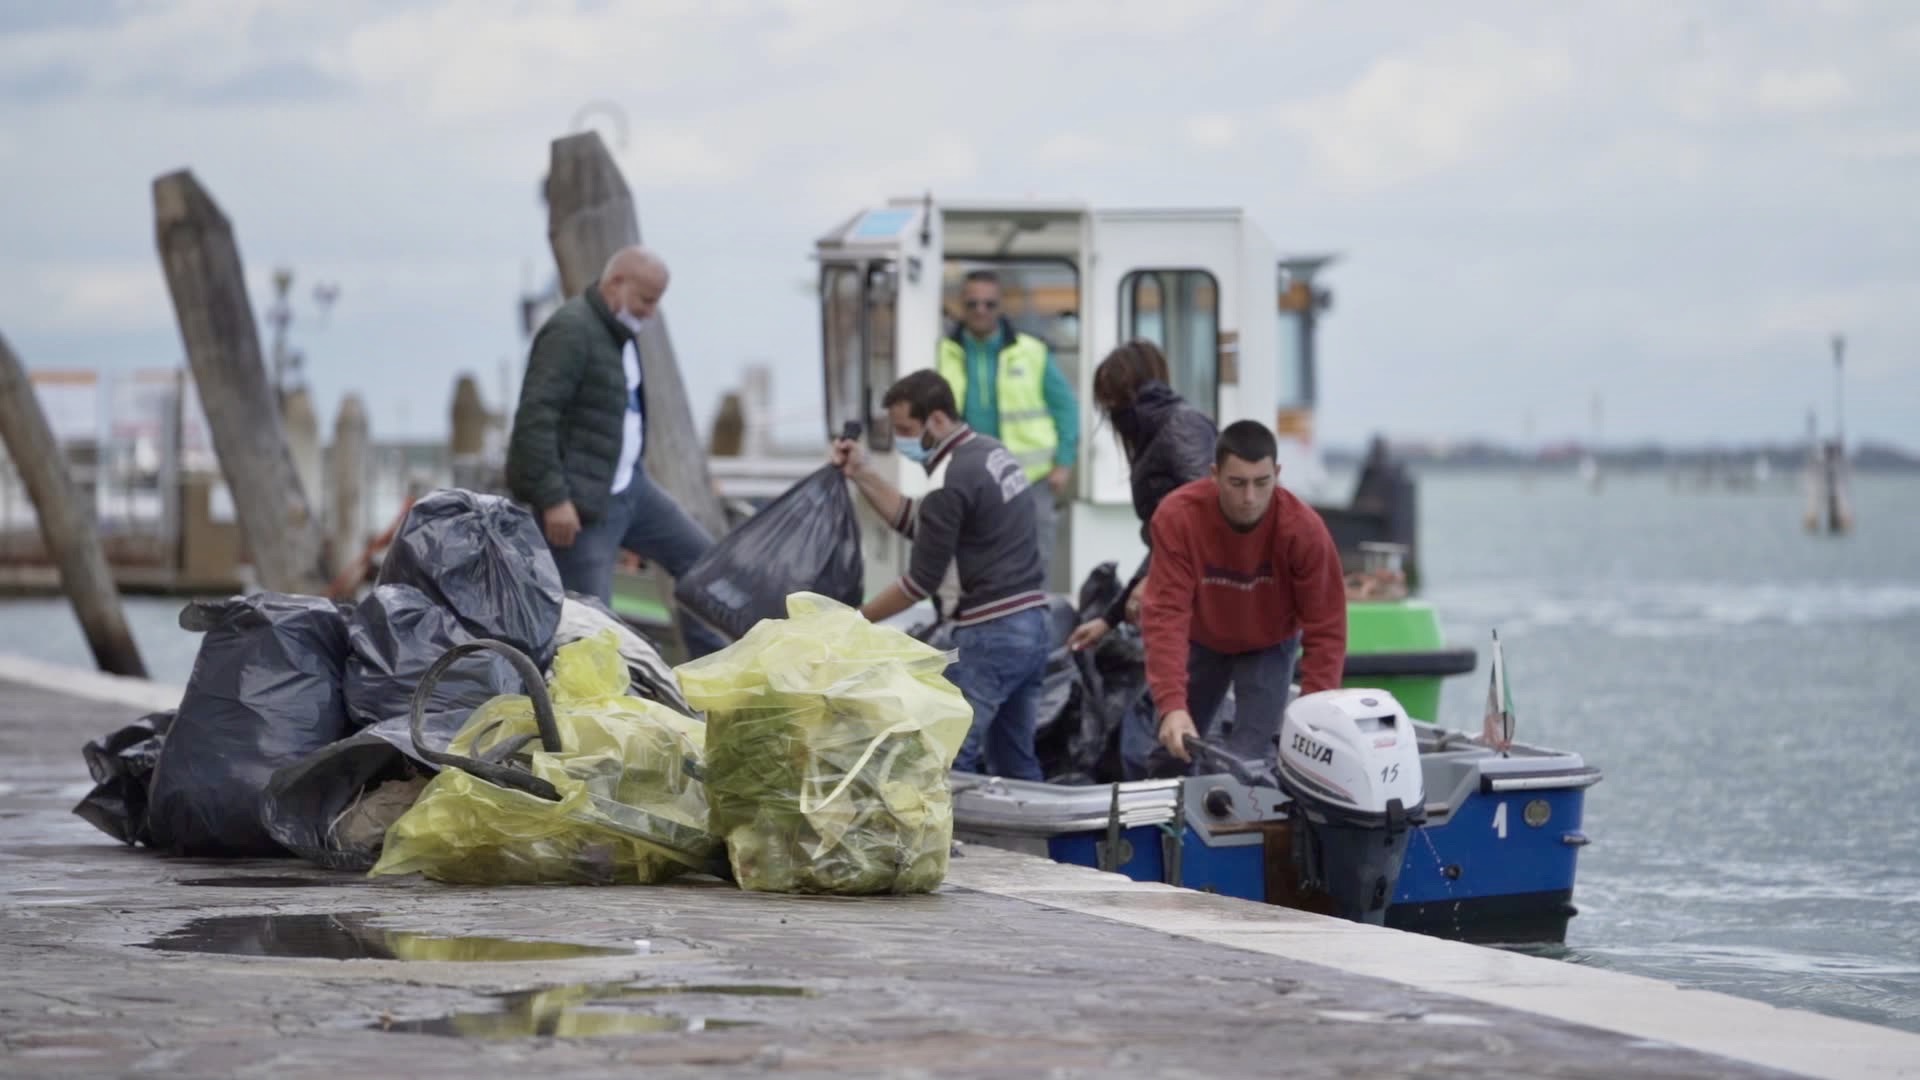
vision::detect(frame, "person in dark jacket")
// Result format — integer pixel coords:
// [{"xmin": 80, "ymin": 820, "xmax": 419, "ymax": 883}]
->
[
  {"xmin": 1066, "ymin": 341, "xmax": 1218, "ymax": 653},
  {"xmin": 506, "ymin": 246, "xmax": 726, "ymax": 658}
]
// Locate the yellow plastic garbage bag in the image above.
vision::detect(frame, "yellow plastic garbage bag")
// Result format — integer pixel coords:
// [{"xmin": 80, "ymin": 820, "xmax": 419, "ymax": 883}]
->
[
  {"xmin": 369, "ymin": 631, "xmax": 718, "ymax": 885},
  {"xmin": 677, "ymin": 592, "xmax": 972, "ymax": 895}
]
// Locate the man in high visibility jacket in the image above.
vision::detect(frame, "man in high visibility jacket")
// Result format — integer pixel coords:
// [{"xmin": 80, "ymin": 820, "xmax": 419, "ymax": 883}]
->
[{"xmin": 936, "ymin": 269, "xmax": 1080, "ymax": 584}]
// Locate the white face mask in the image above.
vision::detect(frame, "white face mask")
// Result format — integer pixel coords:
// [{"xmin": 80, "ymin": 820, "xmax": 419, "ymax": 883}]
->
[{"xmin": 614, "ymin": 309, "xmax": 646, "ymax": 334}]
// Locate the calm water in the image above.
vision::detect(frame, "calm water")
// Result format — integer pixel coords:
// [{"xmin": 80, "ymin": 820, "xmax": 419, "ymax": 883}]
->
[
  {"xmin": 1418, "ymin": 469, "xmax": 1920, "ymax": 1035},
  {"xmin": 6, "ymin": 469, "xmax": 1919, "ymax": 1032}
]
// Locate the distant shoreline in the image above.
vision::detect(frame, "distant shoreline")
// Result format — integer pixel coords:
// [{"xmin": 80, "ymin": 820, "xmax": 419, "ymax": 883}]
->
[{"xmin": 1326, "ymin": 444, "xmax": 1919, "ymax": 474}]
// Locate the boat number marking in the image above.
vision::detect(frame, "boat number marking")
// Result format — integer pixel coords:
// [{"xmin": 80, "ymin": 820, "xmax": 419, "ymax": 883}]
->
[
  {"xmin": 1290, "ymin": 733, "xmax": 1333, "ymax": 765},
  {"xmin": 1379, "ymin": 764, "xmax": 1400, "ymax": 784},
  {"xmin": 1493, "ymin": 801, "xmax": 1509, "ymax": 840}
]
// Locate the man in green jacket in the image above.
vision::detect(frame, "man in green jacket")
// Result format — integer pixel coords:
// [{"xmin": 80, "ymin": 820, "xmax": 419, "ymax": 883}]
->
[
  {"xmin": 506, "ymin": 246, "xmax": 726, "ymax": 657},
  {"xmin": 938, "ymin": 270, "xmax": 1079, "ymax": 586}
]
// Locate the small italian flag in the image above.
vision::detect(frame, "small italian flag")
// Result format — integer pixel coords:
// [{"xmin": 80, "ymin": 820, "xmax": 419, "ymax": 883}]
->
[{"xmin": 1482, "ymin": 629, "xmax": 1515, "ymax": 753}]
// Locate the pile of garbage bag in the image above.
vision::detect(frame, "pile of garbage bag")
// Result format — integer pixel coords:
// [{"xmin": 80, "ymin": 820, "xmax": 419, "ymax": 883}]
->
[
  {"xmin": 370, "ymin": 631, "xmax": 716, "ymax": 886},
  {"xmin": 69, "ymin": 478, "xmax": 1190, "ymax": 893},
  {"xmin": 679, "ymin": 592, "xmax": 972, "ymax": 895},
  {"xmin": 71, "ymin": 490, "xmax": 687, "ymax": 867}
]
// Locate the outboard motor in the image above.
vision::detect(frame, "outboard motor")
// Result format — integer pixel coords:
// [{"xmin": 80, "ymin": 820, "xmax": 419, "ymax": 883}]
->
[{"xmin": 1277, "ymin": 688, "xmax": 1425, "ymax": 924}]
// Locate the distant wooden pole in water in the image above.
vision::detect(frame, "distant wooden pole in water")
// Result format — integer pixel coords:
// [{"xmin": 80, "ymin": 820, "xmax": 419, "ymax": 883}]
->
[
  {"xmin": 0, "ymin": 333, "xmax": 147, "ymax": 677},
  {"xmin": 450, "ymin": 374, "xmax": 487, "ymax": 458},
  {"xmin": 154, "ymin": 170, "xmax": 328, "ymax": 595},
  {"xmin": 543, "ymin": 131, "xmax": 726, "ymax": 539},
  {"xmin": 328, "ymin": 394, "xmax": 368, "ymax": 579}
]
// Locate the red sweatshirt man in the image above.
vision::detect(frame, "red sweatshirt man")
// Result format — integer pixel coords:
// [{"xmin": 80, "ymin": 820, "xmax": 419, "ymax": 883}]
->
[{"xmin": 1141, "ymin": 420, "xmax": 1348, "ymax": 765}]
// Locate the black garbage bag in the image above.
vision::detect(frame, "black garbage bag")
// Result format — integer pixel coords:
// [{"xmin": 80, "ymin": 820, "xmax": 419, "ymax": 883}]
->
[
  {"xmin": 344, "ymin": 583, "xmax": 523, "ymax": 732},
  {"xmin": 1051, "ymin": 563, "xmax": 1164, "ymax": 783},
  {"xmin": 260, "ymin": 725, "xmax": 430, "ymax": 870},
  {"xmin": 376, "ymin": 489, "xmax": 564, "ymax": 665},
  {"xmin": 673, "ymin": 466, "xmax": 862, "ymax": 644},
  {"xmin": 148, "ymin": 595, "xmax": 352, "ymax": 857},
  {"xmin": 72, "ymin": 710, "xmax": 174, "ymax": 846},
  {"xmin": 263, "ymin": 593, "xmax": 703, "ymax": 872}
]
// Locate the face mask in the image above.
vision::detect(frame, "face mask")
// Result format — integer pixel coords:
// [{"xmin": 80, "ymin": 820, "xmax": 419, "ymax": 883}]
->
[
  {"xmin": 897, "ymin": 437, "xmax": 930, "ymax": 465},
  {"xmin": 613, "ymin": 309, "xmax": 646, "ymax": 335}
]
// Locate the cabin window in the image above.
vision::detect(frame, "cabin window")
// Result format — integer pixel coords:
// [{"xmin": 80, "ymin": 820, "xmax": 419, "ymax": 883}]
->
[
  {"xmin": 821, "ymin": 265, "xmax": 864, "ymax": 441},
  {"xmin": 863, "ymin": 264, "xmax": 896, "ymax": 451},
  {"xmin": 1119, "ymin": 269, "xmax": 1219, "ymax": 418},
  {"xmin": 820, "ymin": 261, "xmax": 900, "ymax": 450}
]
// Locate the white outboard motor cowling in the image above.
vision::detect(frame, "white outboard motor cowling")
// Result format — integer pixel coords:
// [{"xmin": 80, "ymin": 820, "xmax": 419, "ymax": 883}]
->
[{"xmin": 1277, "ymin": 688, "xmax": 1426, "ymax": 925}]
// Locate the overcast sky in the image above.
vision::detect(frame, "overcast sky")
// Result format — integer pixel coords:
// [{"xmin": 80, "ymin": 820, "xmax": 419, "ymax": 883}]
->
[{"xmin": 0, "ymin": 0, "xmax": 1914, "ymax": 450}]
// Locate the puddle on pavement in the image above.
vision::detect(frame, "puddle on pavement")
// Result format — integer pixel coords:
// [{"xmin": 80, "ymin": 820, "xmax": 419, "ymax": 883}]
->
[
  {"xmin": 375, "ymin": 982, "xmax": 785, "ymax": 1039},
  {"xmin": 1316, "ymin": 1008, "xmax": 1493, "ymax": 1027},
  {"xmin": 138, "ymin": 912, "xmax": 638, "ymax": 962},
  {"xmin": 176, "ymin": 875, "xmax": 336, "ymax": 888}
]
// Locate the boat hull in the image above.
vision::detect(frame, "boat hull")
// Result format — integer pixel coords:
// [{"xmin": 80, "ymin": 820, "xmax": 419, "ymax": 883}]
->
[{"xmin": 952, "ymin": 727, "xmax": 1598, "ymax": 944}]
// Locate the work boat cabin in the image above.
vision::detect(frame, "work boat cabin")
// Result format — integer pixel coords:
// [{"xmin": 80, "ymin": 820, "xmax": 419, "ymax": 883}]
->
[{"xmin": 814, "ymin": 197, "xmax": 1403, "ymax": 602}]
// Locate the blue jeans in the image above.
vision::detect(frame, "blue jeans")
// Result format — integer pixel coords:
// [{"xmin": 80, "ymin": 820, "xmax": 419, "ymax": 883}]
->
[
  {"xmin": 1187, "ymin": 635, "xmax": 1300, "ymax": 764},
  {"xmin": 945, "ymin": 607, "xmax": 1050, "ymax": 780},
  {"xmin": 547, "ymin": 465, "xmax": 729, "ymax": 659}
]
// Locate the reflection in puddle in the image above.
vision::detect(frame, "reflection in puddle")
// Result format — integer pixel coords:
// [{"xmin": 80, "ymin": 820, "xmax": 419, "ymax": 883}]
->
[
  {"xmin": 138, "ymin": 912, "xmax": 636, "ymax": 962},
  {"xmin": 1316, "ymin": 1008, "xmax": 1492, "ymax": 1027},
  {"xmin": 176, "ymin": 875, "xmax": 336, "ymax": 889},
  {"xmin": 376, "ymin": 982, "xmax": 793, "ymax": 1039}
]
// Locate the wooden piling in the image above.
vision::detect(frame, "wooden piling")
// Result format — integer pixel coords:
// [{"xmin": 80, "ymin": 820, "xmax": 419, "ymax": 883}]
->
[
  {"xmin": 283, "ymin": 386, "xmax": 323, "ymax": 533},
  {"xmin": 153, "ymin": 170, "xmax": 328, "ymax": 595},
  {"xmin": 0, "ymin": 333, "xmax": 147, "ymax": 677},
  {"xmin": 709, "ymin": 393, "xmax": 745, "ymax": 457},
  {"xmin": 544, "ymin": 132, "xmax": 726, "ymax": 538},
  {"xmin": 450, "ymin": 374, "xmax": 487, "ymax": 458},
  {"xmin": 328, "ymin": 394, "xmax": 367, "ymax": 579}
]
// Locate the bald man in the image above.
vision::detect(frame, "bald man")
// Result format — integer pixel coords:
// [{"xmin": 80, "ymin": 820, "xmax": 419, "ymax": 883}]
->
[{"xmin": 507, "ymin": 246, "xmax": 727, "ymax": 658}]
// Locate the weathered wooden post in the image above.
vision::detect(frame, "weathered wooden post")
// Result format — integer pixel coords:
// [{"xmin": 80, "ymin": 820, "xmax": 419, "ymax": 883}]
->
[
  {"xmin": 283, "ymin": 386, "xmax": 323, "ymax": 531},
  {"xmin": 450, "ymin": 374, "xmax": 487, "ymax": 457},
  {"xmin": 153, "ymin": 170, "xmax": 328, "ymax": 595},
  {"xmin": 709, "ymin": 393, "xmax": 745, "ymax": 457},
  {"xmin": 544, "ymin": 132, "xmax": 726, "ymax": 538},
  {"xmin": 0, "ymin": 333, "xmax": 147, "ymax": 677},
  {"xmin": 328, "ymin": 394, "xmax": 367, "ymax": 578}
]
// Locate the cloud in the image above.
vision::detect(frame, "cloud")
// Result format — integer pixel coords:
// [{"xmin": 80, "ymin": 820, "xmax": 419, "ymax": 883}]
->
[
  {"xmin": 0, "ymin": 63, "xmax": 91, "ymax": 103},
  {"xmin": 335, "ymin": 1, "xmax": 713, "ymax": 123},
  {"xmin": 1010, "ymin": 0, "xmax": 1235, "ymax": 37},
  {"xmin": 1829, "ymin": 129, "xmax": 1920, "ymax": 162},
  {"xmin": 1273, "ymin": 25, "xmax": 1573, "ymax": 191},
  {"xmin": 1036, "ymin": 132, "xmax": 1115, "ymax": 166},
  {"xmin": 1186, "ymin": 114, "xmax": 1239, "ymax": 150},
  {"xmin": 1750, "ymin": 68, "xmax": 1856, "ymax": 113},
  {"xmin": 1, "ymin": 259, "xmax": 173, "ymax": 334},
  {"xmin": 810, "ymin": 135, "xmax": 981, "ymax": 210},
  {"xmin": 613, "ymin": 129, "xmax": 749, "ymax": 188},
  {"xmin": 183, "ymin": 61, "xmax": 354, "ymax": 106}
]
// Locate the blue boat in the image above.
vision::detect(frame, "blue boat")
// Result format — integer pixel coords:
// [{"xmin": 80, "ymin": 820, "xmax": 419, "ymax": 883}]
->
[{"xmin": 952, "ymin": 687, "xmax": 1602, "ymax": 944}]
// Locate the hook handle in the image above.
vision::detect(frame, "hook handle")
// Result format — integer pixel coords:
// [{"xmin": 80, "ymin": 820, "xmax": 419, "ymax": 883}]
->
[{"xmin": 409, "ymin": 639, "xmax": 564, "ymax": 801}]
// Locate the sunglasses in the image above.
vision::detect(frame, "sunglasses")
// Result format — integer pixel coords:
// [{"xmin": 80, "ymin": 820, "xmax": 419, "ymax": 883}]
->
[{"xmin": 964, "ymin": 299, "xmax": 999, "ymax": 311}]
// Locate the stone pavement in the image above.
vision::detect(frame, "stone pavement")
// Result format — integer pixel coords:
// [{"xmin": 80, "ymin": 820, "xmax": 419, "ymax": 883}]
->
[{"xmin": 0, "ymin": 675, "xmax": 1872, "ymax": 1078}]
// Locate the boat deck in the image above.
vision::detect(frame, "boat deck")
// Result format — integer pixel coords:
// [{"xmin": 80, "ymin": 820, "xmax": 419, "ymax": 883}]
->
[{"xmin": 2, "ymin": 657, "xmax": 1913, "ymax": 1078}]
